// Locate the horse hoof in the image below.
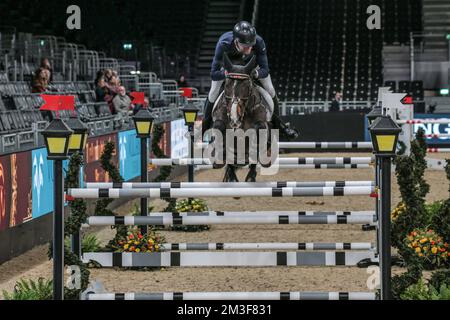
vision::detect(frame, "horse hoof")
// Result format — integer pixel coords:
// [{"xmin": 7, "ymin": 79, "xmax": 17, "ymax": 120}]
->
[
  {"xmin": 259, "ymin": 162, "xmax": 272, "ymax": 168},
  {"xmin": 245, "ymin": 175, "xmax": 256, "ymax": 182},
  {"xmin": 213, "ymin": 163, "xmax": 226, "ymax": 169}
]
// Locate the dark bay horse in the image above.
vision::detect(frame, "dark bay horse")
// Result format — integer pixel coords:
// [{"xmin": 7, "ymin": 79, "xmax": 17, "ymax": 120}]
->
[{"xmin": 210, "ymin": 53, "xmax": 272, "ymax": 182}]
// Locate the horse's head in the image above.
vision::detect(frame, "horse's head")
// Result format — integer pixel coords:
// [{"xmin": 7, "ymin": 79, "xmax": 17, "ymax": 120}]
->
[{"xmin": 223, "ymin": 53, "xmax": 256, "ymax": 129}]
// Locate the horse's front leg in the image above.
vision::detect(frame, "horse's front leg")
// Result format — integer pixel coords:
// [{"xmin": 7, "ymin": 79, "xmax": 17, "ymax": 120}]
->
[{"xmin": 210, "ymin": 119, "xmax": 226, "ymax": 169}]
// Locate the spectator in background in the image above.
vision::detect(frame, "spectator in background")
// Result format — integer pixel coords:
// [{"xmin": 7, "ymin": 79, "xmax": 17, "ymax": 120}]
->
[
  {"xmin": 112, "ymin": 86, "xmax": 132, "ymax": 117},
  {"xmin": 95, "ymin": 76, "xmax": 108, "ymax": 102},
  {"xmin": 329, "ymin": 91, "xmax": 342, "ymax": 112},
  {"xmin": 428, "ymin": 102, "xmax": 437, "ymax": 114},
  {"xmin": 177, "ymin": 75, "xmax": 189, "ymax": 87},
  {"xmin": 40, "ymin": 57, "xmax": 53, "ymax": 83},
  {"xmin": 31, "ymin": 67, "xmax": 49, "ymax": 93},
  {"xmin": 104, "ymin": 69, "xmax": 113, "ymax": 83}
]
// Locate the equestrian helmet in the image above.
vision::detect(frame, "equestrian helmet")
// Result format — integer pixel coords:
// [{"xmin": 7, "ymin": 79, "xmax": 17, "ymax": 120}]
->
[{"xmin": 233, "ymin": 21, "xmax": 257, "ymax": 47}]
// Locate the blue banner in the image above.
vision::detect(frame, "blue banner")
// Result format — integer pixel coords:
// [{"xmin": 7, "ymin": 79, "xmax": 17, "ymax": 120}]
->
[
  {"xmin": 411, "ymin": 113, "xmax": 450, "ymax": 145},
  {"xmin": 364, "ymin": 113, "xmax": 450, "ymax": 145},
  {"xmin": 31, "ymin": 148, "xmax": 68, "ymax": 219},
  {"xmin": 118, "ymin": 130, "xmax": 141, "ymax": 181}
]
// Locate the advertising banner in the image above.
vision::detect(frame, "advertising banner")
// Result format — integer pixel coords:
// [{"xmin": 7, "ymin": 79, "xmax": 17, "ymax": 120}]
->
[
  {"xmin": 9, "ymin": 152, "xmax": 32, "ymax": 226},
  {"xmin": 0, "ymin": 155, "xmax": 11, "ymax": 231},
  {"xmin": 31, "ymin": 148, "xmax": 68, "ymax": 219},
  {"xmin": 118, "ymin": 130, "xmax": 141, "ymax": 181},
  {"xmin": 84, "ymin": 133, "xmax": 118, "ymax": 182},
  {"xmin": 170, "ymin": 118, "xmax": 189, "ymax": 159},
  {"xmin": 365, "ymin": 113, "xmax": 450, "ymax": 145}
]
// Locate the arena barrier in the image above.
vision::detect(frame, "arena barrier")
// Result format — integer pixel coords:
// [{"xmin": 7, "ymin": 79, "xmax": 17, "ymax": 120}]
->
[
  {"xmin": 84, "ymin": 291, "xmax": 376, "ymax": 301},
  {"xmin": 148, "ymin": 157, "xmax": 374, "ymax": 166},
  {"xmin": 68, "ymin": 186, "xmax": 375, "ymax": 199},
  {"xmin": 85, "ymin": 181, "xmax": 375, "ymax": 189}
]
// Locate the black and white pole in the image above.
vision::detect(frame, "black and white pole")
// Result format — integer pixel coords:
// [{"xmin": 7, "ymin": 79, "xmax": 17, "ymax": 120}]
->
[
  {"xmin": 188, "ymin": 124, "xmax": 194, "ymax": 183},
  {"xmin": 369, "ymin": 115, "xmax": 401, "ymax": 300},
  {"xmin": 133, "ymin": 108, "xmax": 154, "ymax": 236},
  {"xmin": 42, "ymin": 117, "xmax": 74, "ymax": 300},
  {"xmin": 53, "ymin": 159, "xmax": 65, "ymax": 300},
  {"xmin": 140, "ymin": 137, "xmax": 148, "ymax": 235},
  {"xmin": 379, "ymin": 155, "xmax": 392, "ymax": 300}
]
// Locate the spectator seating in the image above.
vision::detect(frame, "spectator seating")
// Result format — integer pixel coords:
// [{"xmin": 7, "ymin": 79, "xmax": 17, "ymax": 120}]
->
[{"xmin": 257, "ymin": 0, "xmax": 422, "ymax": 101}]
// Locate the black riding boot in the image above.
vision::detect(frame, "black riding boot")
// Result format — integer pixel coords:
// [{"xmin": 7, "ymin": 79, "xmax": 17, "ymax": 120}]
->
[
  {"xmin": 271, "ymin": 96, "xmax": 299, "ymax": 140},
  {"xmin": 202, "ymin": 99, "xmax": 215, "ymax": 136}
]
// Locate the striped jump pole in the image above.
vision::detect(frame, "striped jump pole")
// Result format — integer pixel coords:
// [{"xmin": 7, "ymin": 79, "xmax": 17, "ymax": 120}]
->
[
  {"xmin": 424, "ymin": 133, "xmax": 450, "ymax": 138},
  {"xmin": 159, "ymin": 242, "xmax": 374, "ymax": 251},
  {"xmin": 149, "ymin": 210, "xmax": 377, "ymax": 216},
  {"xmin": 397, "ymin": 119, "xmax": 450, "ymax": 124},
  {"xmin": 148, "ymin": 157, "xmax": 374, "ymax": 166},
  {"xmin": 85, "ymin": 291, "xmax": 377, "ymax": 300},
  {"xmin": 84, "ymin": 214, "xmax": 376, "ymax": 226},
  {"xmin": 278, "ymin": 142, "xmax": 373, "ymax": 149},
  {"xmin": 68, "ymin": 186, "xmax": 375, "ymax": 199},
  {"xmin": 85, "ymin": 181, "xmax": 375, "ymax": 189},
  {"xmin": 427, "ymin": 148, "xmax": 450, "ymax": 153},
  {"xmin": 196, "ymin": 164, "xmax": 371, "ymax": 170},
  {"xmin": 196, "ymin": 141, "xmax": 374, "ymax": 150},
  {"xmin": 81, "ymin": 251, "xmax": 376, "ymax": 267}
]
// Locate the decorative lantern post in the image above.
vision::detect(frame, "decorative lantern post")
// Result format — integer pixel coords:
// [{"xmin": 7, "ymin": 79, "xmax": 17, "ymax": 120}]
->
[
  {"xmin": 133, "ymin": 108, "xmax": 154, "ymax": 235},
  {"xmin": 181, "ymin": 105, "xmax": 199, "ymax": 183},
  {"xmin": 369, "ymin": 115, "xmax": 401, "ymax": 300},
  {"xmin": 42, "ymin": 118, "xmax": 73, "ymax": 300}
]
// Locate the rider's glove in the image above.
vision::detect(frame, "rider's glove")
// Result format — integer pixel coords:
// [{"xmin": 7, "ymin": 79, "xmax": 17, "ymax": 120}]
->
[{"xmin": 251, "ymin": 69, "xmax": 259, "ymax": 80}]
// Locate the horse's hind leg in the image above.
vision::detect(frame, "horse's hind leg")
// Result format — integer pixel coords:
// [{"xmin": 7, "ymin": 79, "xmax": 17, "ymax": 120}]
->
[
  {"xmin": 245, "ymin": 164, "xmax": 257, "ymax": 182},
  {"xmin": 223, "ymin": 165, "xmax": 239, "ymax": 183},
  {"xmin": 211, "ymin": 119, "xmax": 226, "ymax": 169}
]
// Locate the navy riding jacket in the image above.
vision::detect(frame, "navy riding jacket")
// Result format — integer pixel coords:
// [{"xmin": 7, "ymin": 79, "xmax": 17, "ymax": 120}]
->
[{"xmin": 211, "ymin": 31, "xmax": 270, "ymax": 81}]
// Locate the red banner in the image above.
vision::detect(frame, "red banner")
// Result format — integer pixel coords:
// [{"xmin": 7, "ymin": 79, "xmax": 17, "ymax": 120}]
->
[
  {"xmin": 180, "ymin": 87, "xmax": 193, "ymax": 98},
  {"xmin": 40, "ymin": 95, "xmax": 75, "ymax": 111},
  {"xmin": 401, "ymin": 96, "xmax": 413, "ymax": 105},
  {"xmin": 130, "ymin": 92, "xmax": 145, "ymax": 104}
]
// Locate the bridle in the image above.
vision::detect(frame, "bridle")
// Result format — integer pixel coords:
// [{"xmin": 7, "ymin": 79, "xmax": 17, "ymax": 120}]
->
[{"xmin": 224, "ymin": 73, "xmax": 253, "ymax": 129}]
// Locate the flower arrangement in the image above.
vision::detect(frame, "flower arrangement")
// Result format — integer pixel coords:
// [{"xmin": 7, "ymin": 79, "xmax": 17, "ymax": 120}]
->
[
  {"xmin": 171, "ymin": 198, "xmax": 210, "ymax": 232},
  {"xmin": 391, "ymin": 202, "xmax": 406, "ymax": 222},
  {"xmin": 405, "ymin": 228, "xmax": 449, "ymax": 268},
  {"xmin": 111, "ymin": 228, "xmax": 165, "ymax": 253},
  {"xmin": 175, "ymin": 198, "xmax": 208, "ymax": 213}
]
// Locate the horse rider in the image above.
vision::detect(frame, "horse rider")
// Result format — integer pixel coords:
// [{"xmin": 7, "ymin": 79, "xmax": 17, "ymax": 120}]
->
[{"xmin": 202, "ymin": 21, "xmax": 299, "ymax": 140}]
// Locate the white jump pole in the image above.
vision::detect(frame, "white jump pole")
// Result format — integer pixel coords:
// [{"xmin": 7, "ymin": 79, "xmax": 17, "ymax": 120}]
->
[
  {"xmin": 397, "ymin": 119, "xmax": 450, "ymax": 124},
  {"xmin": 196, "ymin": 141, "xmax": 373, "ymax": 149},
  {"xmin": 148, "ymin": 157, "xmax": 374, "ymax": 166},
  {"xmin": 427, "ymin": 148, "xmax": 450, "ymax": 153},
  {"xmin": 159, "ymin": 242, "xmax": 374, "ymax": 251},
  {"xmin": 148, "ymin": 210, "xmax": 376, "ymax": 216},
  {"xmin": 68, "ymin": 186, "xmax": 375, "ymax": 199},
  {"xmin": 196, "ymin": 164, "xmax": 371, "ymax": 170},
  {"xmin": 85, "ymin": 291, "xmax": 376, "ymax": 301},
  {"xmin": 85, "ymin": 181, "xmax": 375, "ymax": 189},
  {"xmin": 84, "ymin": 214, "xmax": 376, "ymax": 226},
  {"xmin": 81, "ymin": 251, "xmax": 376, "ymax": 267}
]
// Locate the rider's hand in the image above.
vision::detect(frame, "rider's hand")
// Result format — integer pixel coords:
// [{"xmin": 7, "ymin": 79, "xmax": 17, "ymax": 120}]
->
[
  {"xmin": 224, "ymin": 70, "xmax": 229, "ymax": 77},
  {"xmin": 251, "ymin": 69, "xmax": 259, "ymax": 80}
]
